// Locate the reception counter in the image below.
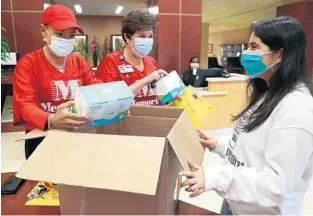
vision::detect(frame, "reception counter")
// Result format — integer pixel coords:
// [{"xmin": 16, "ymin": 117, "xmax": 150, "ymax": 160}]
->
[{"xmin": 196, "ymin": 73, "xmax": 249, "ymax": 130}]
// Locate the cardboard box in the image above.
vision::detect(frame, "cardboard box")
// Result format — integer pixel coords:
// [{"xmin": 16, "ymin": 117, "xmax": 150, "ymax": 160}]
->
[
  {"xmin": 73, "ymin": 81, "xmax": 134, "ymax": 127},
  {"xmin": 154, "ymin": 71, "xmax": 186, "ymax": 104},
  {"xmin": 16, "ymin": 106, "xmax": 204, "ymax": 215},
  {"xmin": 168, "ymin": 86, "xmax": 213, "ymax": 128}
]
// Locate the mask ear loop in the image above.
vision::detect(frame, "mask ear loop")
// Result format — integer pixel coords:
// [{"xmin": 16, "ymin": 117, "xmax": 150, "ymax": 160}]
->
[
  {"xmin": 264, "ymin": 50, "xmax": 281, "ymax": 73},
  {"xmin": 42, "ymin": 25, "xmax": 51, "ymax": 43},
  {"xmin": 124, "ymin": 34, "xmax": 132, "ymax": 45},
  {"xmin": 270, "ymin": 61, "xmax": 280, "ymax": 73}
]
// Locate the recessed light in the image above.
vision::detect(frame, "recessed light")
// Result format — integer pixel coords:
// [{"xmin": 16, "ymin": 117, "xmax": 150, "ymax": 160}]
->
[
  {"xmin": 74, "ymin": 4, "xmax": 82, "ymax": 14},
  {"xmin": 115, "ymin": 6, "xmax": 124, "ymax": 14},
  {"xmin": 148, "ymin": 6, "xmax": 159, "ymax": 15},
  {"xmin": 44, "ymin": 3, "xmax": 50, "ymax": 10}
]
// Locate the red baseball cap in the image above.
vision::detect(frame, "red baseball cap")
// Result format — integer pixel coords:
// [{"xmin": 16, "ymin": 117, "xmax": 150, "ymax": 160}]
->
[{"xmin": 41, "ymin": 4, "xmax": 84, "ymax": 34}]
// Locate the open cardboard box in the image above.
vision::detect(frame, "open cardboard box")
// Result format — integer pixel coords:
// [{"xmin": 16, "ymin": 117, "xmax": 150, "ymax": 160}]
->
[{"xmin": 16, "ymin": 106, "xmax": 204, "ymax": 215}]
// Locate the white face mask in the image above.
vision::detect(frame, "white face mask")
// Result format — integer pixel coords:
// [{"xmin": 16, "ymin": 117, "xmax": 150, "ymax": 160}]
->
[
  {"xmin": 190, "ymin": 63, "xmax": 199, "ymax": 69},
  {"xmin": 48, "ymin": 36, "xmax": 75, "ymax": 57}
]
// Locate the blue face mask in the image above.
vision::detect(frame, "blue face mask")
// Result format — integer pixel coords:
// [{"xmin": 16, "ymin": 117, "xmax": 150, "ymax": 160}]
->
[
  {"xmin": 240, "ymin": 51, "xmax": 276, "ymax": 78},
  {"xmin": 132, "ymin": 38, "xmax": 154, "ymax": 57}
]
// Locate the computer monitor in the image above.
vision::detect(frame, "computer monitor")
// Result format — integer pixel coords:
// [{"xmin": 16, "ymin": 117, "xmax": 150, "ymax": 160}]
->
[
  {"xmin": 1, "ymin": 52, "xmax": 19, "ymax": 70},
  {"xmin": 227, "ymin": 57, "xmax": 243, "ymax": 68},
  {"xmin": 208, "ymin": 57, "xmax": 223, "ymax": 69},
  {"xmin": 194, "ymin": 68, "xmax": 225, "ymax": 88}
]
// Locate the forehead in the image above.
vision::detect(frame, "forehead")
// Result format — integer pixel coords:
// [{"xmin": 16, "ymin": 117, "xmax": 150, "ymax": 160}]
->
[
  {"xmin": 133, "ymin": 29, "xmax": 153, "ymax": 35},
  {"xmin": 249, "ymin": 32, "xmax": 263, "ymax": 44}
]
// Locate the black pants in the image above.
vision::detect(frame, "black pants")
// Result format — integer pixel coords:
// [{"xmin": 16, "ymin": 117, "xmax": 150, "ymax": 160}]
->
[
  {"xmin": 25, "ymin": 131, "xmax": 44, "ymax": 159},
  {"xmin": 220, "ymin": 199, "xmax": 233, "ymax": 215}
]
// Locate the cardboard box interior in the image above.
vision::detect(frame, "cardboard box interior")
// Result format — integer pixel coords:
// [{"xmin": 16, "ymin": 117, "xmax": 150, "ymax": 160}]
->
[{"xmin": 16, "ymin": 106, "xmax": 204, "ymax": 214}]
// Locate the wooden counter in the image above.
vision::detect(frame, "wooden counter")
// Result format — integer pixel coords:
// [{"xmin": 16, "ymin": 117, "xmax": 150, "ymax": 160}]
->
[{"xmin": 197, "ymin": 73, "xmax": 249, "ymax": 130}]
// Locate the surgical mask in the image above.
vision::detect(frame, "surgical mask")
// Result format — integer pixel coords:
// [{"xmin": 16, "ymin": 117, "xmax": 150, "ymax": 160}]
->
[
  {"xmin": 190, "ymin": 63, "xmax": 199, "ymax": 69},
  {"xmin": 132, "ymin": 38, "xmax": 153, "ymax": 57},
  {"xmin": 240, "ymin": 51, "xmax": 278, "ymax": 78},
  {"xmin": 44, "ymin": 28, "xmax": 75, "ymax": 57},
  {"xmin": 47, "ymin": 36, "xmax": 75, "ymax": 57}
]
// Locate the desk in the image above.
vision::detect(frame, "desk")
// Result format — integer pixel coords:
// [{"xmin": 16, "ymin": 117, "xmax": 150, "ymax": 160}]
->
[
  {"xmin": 1, "ymin": 173, "xmax": 218, "ymax": 215},
  {"xmin": 1, "ymin": 72, "xmax": 14, "ymax": 85},
  {"xmin": 1, "ymin": 73, "xmax": 25, "ymax": 132},
  {"xmin": 196, "ymin": 73, "xmax": 248, "ymax": 130},
  {"xmin": 1, "ymin": 72, "xmax": 14, "ymax": 127}
]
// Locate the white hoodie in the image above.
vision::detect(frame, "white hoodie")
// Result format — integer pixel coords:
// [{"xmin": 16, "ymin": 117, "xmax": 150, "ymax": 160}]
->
[{"xmin": 205, "ymin": 85, "xmax": 313, "ymax": 215}]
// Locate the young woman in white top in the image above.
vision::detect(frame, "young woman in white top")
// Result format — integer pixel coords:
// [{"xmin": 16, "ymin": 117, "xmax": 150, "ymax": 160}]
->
[{"xmin": 180, "ymin": 16, "xmax": 313, "ymax": 215}]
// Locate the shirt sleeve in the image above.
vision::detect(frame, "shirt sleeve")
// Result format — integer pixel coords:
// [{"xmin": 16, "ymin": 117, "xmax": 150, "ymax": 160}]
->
[
  {"xmin": 204, "ymin": 105, "xmax": 313, "ymax": 208},
  {"xmin": 95, "ymin": 55, "xmax": 120, "ymax": 83},
  {"xmin": 13, "ymin": 56, "xmax": 49, "ymax": 130},
  {"xmin": 211, "ymin": 136, "xmax": 230, "ymax": 158},
  {"xmin": 81, "ymin": 56, "xmax": 102, "ymax": 85}
]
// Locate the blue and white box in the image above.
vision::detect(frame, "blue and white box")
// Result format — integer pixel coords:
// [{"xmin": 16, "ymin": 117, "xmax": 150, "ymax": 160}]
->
[
  {"xmin": 155, "ymin": 71, "xmax": 186, "ymax": 104},
  {"xmin": 73, "ymin": 81, "xmax": 134, "ymax": 127}
]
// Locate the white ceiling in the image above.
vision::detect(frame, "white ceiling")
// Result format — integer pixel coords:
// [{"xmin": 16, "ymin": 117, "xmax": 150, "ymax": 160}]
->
[
  {"xmin": 202, "ymin": 0, "xmax": 304, "ymax": 32},
  {"xmin": 51, "ymin": 0, "xmax": 148, "ymax": 16},
  {"xmin": 48, "ymin": 0, "xmax": 304, "ymax": 31}
]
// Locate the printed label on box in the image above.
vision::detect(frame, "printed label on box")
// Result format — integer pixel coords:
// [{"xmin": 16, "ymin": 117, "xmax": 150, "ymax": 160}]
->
[{"xmin": 73, "ymin": 81, "xmax": 134, "ymax": 127}]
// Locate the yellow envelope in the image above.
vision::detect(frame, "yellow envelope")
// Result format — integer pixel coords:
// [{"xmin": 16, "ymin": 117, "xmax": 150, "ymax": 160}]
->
[
  {"xmin": 167, "ymin": 86, "xmax": 213, "ymax": 128},
  {"xmin": 25, "ymin": 182, "xmax": 60, "ymax": 206}
]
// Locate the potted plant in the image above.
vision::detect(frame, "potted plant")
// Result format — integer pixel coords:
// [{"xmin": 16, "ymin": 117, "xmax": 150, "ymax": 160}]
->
[{"xmin": 1, "ymin": 27, "xmax": 10, "ymax": 63}]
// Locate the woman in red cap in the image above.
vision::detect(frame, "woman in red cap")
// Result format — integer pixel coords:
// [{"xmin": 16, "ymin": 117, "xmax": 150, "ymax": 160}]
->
[
  {"xmin": 13, "ymin": 4, "xmax": 166, "ymax": 159},
  {"xmin": 96, "ymin": 9, "xmax": 164, "ymax": 106}
]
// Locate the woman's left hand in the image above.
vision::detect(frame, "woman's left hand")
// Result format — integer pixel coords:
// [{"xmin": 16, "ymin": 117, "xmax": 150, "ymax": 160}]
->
[{"xmin": 179, "ymin": 160, "xmax": 206, "ymax": 198}]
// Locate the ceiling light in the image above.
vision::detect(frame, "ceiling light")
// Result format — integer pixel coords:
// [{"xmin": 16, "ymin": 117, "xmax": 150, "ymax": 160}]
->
[
  {"xmin": 74, "ymin": 4, "xmax": 82, "ymax": 14},
  {"xmin": 44, "ymin": 3, "xmax": 50, "ymax": 10},
  {"xmin": 148, "ymin": 6, "xmax": 159, "ymax": 15},
  {"xmin": 115, "ymin": 6, "xmax": 124, "ymax": 14}
]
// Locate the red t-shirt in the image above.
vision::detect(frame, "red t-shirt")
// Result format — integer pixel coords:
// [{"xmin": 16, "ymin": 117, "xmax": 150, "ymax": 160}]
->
[
  {"xmin": 13, "ymin": 48, "xmax": 102, "ymax": 131},
  {"xmin": 95, "ymin": 49, "xmax": 161, "ymax": 106}
]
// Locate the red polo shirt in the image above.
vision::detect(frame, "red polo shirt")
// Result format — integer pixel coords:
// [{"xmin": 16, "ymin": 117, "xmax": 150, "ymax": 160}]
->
[
  {"xmin": 13, "ymin": 48, "xmax": 102, "ymax": 131},
  {"xmin": 95, "ymin": 49, "xmax": 161, "ymax": 106}
]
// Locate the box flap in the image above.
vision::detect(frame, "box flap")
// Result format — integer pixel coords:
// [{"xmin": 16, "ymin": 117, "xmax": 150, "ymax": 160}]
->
[
  {"xmin": 15, "ymin": 129, "xmax": 48, "ymax": 141},
  {"xmin": 130, "ymin": 105, "xmax": 183, "ymax": 118},
  {"xmin": 16, "ymin": 131, "xmax": 165, "ymax": 196},
  {"xmin": 167, "ymin": 110, "xmax": 204, "ymax": 170}
]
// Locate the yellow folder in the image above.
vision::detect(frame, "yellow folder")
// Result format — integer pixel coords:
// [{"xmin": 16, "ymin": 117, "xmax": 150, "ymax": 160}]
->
[
  {"xmin": 25, "ymin": 182, "xmax": 60, "ymax": 206},
  {"xmin": 167, "ymin": 86, "xmax": 213, "ymax": 128}
]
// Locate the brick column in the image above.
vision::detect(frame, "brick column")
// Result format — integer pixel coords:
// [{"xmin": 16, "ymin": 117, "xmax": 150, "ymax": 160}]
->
[{"xmin": 148, "ymin": 0, "xmax": 202, "ymax": 73}]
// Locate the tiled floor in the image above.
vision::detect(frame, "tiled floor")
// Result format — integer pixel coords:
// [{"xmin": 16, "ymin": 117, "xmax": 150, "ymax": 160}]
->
[{"xmin": 1, "ymin": 128, "xmax": 313, "ymax": 214}]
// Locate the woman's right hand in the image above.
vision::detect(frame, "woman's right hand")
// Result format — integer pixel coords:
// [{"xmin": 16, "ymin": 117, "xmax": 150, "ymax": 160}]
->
[
  {"xmin": 50, "ymin": 101, "xmax": 90, "ymax": 130},
  {"xmin": 143, "ymin": 69, "xmax": 168, "ymax": 85},
  {"xmin": 197, "ymin": 129, "xmax": 217, "ymax": 151}
]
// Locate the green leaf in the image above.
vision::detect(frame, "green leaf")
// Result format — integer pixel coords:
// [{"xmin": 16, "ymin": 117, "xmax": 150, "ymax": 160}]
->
[{"xmin": 1, "ymin": 35, "xmax": 10, "ymax": 62}]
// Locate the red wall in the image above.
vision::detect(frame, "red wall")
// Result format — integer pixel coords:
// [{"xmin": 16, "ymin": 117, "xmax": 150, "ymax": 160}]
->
[
  {"xmin": 1, "ymin": 0, "xmax": 44, "ymax": 57},
  {"xmin": 277, "ymin": 0, "xmax": 313, "ymax": 69}
]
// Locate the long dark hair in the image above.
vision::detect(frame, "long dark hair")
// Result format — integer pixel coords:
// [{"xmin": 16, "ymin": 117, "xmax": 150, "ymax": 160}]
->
[{"xmin": 233, "ymin": 16, "xmax": 310, "ymax": 132}]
